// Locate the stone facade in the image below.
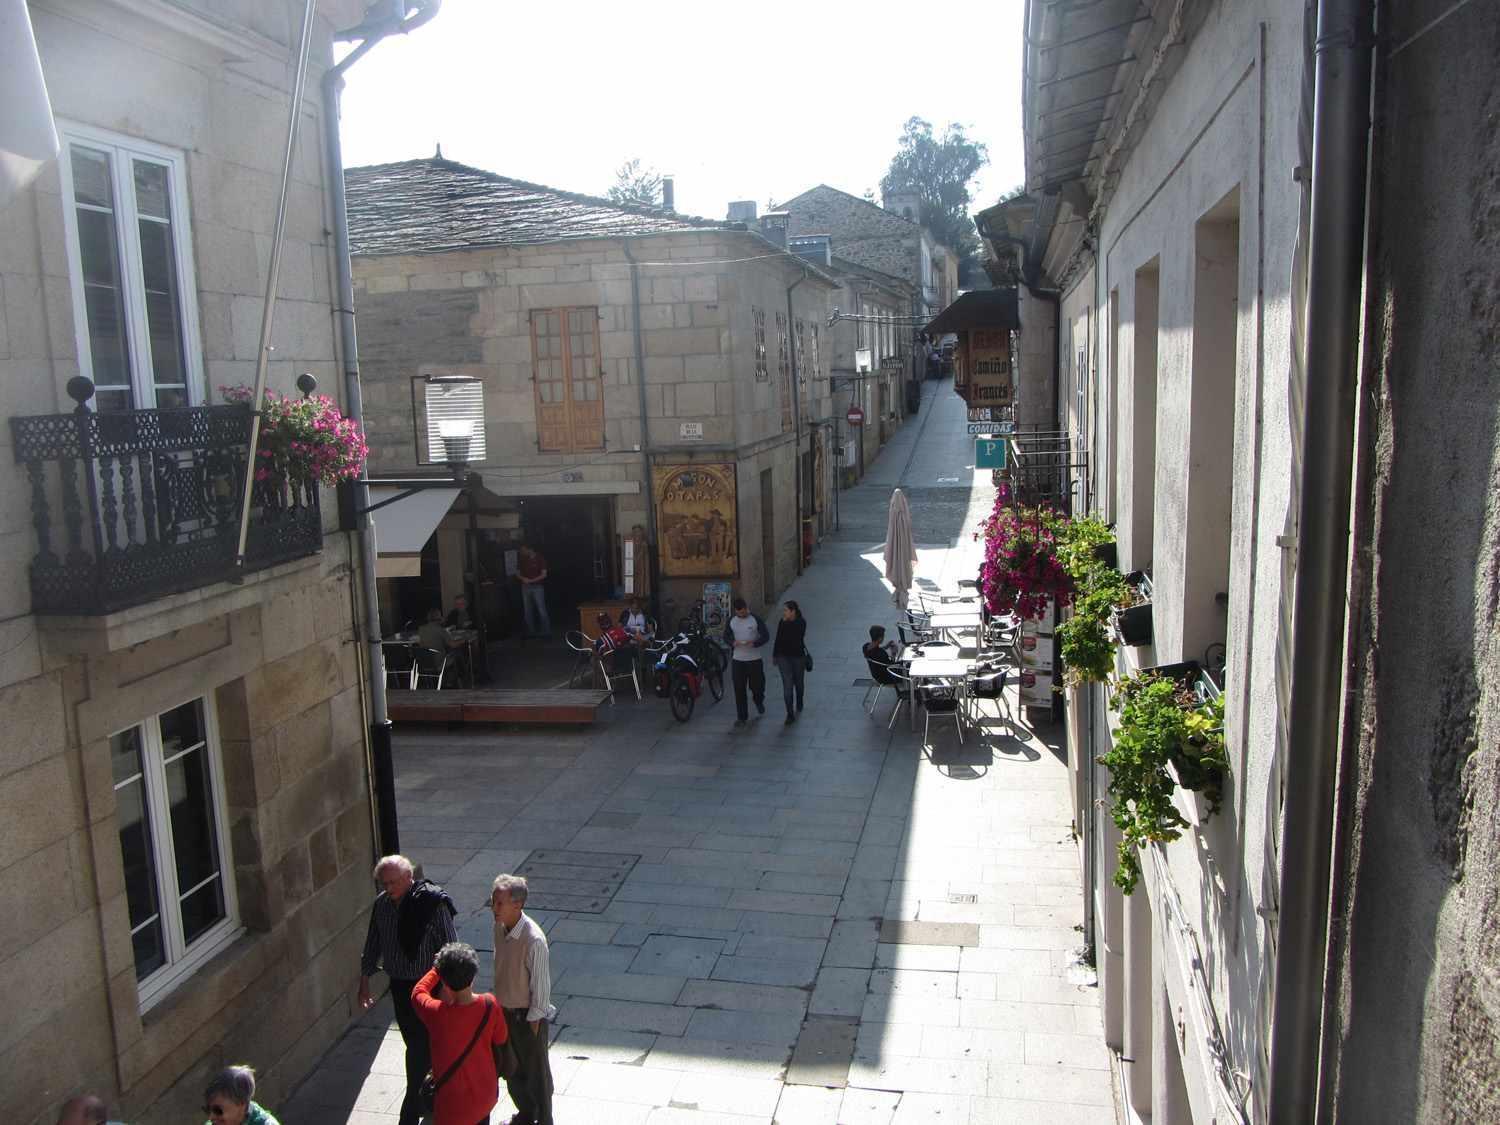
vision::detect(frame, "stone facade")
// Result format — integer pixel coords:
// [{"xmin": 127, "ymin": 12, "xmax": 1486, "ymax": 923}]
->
[
  {"xmin": 0, "ymin": 4, "xmax": 376, "ymax": 1122},
  {"xmin": 350, "ymin": 224, "xmax": 837, "ymax": 619}
]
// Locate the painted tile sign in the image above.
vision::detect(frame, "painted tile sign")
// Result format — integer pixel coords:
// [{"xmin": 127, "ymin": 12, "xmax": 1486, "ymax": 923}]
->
[
  {"xmin": 653, "ymin": 463, "xmax": 739, "ymax": 578},
  {"xmin": 966, "ymin": 328, "xmax": 1013, "ymax": 406}
]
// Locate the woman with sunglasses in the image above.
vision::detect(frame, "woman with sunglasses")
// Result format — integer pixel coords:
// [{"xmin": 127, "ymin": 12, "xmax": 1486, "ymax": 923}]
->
[{"xmin": 202, "ymin": 1065, "xmax": 278, "ymax": 1125}]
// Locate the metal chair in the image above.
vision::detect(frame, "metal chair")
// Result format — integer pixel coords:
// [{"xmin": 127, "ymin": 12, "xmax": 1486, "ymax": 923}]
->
[
  {"xmin": 564, "ymin": 631, "xmax": 594, "ymax": 688},
  {"xmin": 883, "ymin": 666, "xmax": 917, "ymax": 730},
  {"xmin": 383, "ymin": 642, "xmax": 416, "ymax": 690},
  {"xmin": 966, "ymin": 666, "xmax": 1008, "ymax": 722},
  {"xmin": 863, "ymin": 654, "xmax": 901, "ymax": 715},
  {"xmin": 413, "ymin": 647, "xmax": 449, "ymax": 690},
  {"xmin": 919, "ymin": 681, "xmax": 964, "ymax": 745},
  {"xmin": 595, "ymin": 643, "xmax": 641, "ymax": 702}
]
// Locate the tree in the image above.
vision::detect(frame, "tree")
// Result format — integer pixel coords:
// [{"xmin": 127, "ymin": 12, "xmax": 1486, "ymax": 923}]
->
[
  {"xmin": 607, "ymin": 158, "xmax": 663, "ymax": 208},
  {"xmin": 880, "ymin": 117, "xmax": 990, "ymax": 286}
]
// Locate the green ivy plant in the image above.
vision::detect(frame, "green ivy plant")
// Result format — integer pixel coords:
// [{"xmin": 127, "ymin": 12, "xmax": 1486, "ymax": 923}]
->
[
  {"xmin": 1100, "ymin": 672, "xmax": 1229, "ymax": 893},
  {"xmin": 1055, "ymin": 517, "xmax": 1128, "ymax": 686}
]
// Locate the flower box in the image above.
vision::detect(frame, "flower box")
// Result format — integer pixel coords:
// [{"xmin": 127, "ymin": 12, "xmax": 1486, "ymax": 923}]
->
[{"xmin": 1113, "ymin": 570, "xmax": 1153, "ymax": 646}]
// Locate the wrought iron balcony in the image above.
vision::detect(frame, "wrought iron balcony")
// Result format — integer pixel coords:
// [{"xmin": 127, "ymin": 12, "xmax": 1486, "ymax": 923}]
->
[{"xmin": 10, "ymin": 377, "xmax": 322, "ymax": 616}]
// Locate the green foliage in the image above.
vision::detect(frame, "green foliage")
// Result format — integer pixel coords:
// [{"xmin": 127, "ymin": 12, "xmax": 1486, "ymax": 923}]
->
[
  {"xmin": 1100, "ymin": 673, "xmax": 1227, "ymax": 893},
  {"xmin": 880, "ymin": 117, "xmax": 989, "ymax": 283},
  {"xmin": 1054, "ymin": 518, "xmax": 1127, "ymax": 686},
  {"xmin": 607, "ymin": 158, "xmax": 663, "ymax": 208}
]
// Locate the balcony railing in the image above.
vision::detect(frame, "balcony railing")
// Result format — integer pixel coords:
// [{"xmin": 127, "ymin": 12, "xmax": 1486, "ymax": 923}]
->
[{"xmin": 10, "ymin": 377, "xmax": 322, "ymax": 616}]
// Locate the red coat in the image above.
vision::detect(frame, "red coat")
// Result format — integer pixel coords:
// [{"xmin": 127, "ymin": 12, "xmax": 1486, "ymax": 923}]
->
[{"xmin": 411, "ymin": 969, "xmax": 510, "ymax": 1125}]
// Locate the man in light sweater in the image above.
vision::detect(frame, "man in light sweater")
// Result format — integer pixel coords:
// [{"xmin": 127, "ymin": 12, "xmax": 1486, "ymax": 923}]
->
[
  {"xmin": 722, "ymin": 596, "xmax": 770, "ymax": 726},
  {"xmin": 491, "ymin": 874, "xmax": 555, "ymax": 1125}
]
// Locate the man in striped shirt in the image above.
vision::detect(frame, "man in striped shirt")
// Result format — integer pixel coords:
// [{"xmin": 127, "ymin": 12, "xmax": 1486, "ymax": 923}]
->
[{"xmin": 358, "ymin": 855, "xmax": 458, "ymax": 1125}]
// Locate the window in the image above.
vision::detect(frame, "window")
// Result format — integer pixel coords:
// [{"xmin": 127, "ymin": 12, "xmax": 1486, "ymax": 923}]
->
[
  {"xmin": 794, "ymin": 319, "xmax": 808, "ymax": 407},
  {"xmin": 111, "ymin": 697, "xmax": 239, "ymax": 1009},
  {"xmin": 752, "ymin": 307, "xmax": 769, "ymax": 380},
  {"xmin": 531, "ymin": 307, "xmax": 604, "ymax": 453},
  {"xmin": 776, "ymin": 311, "xmax": 791, "ymax": 433},
  {"xmin": 811, "ymin": 325, "xmax": 822, "ymax": 389},
  {"xmin": 58, "ymin": 125, "xmax": 202, "ymax": 412}
]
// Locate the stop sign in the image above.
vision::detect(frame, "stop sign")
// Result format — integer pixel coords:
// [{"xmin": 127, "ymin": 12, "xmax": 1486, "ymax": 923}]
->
[{"xmin": 846, "ymin": 405, "xmax": 865, "ymax": 426}]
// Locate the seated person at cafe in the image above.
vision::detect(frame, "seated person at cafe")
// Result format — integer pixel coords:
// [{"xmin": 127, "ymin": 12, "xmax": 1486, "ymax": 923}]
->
[
  {"xmin": 593, "ymin": 612, "xmax": 635, "ymax": 674},
  {"xmin": 418, "ymin": 608, "xmax": 456, "ymax": 655},
  {"xmin": 444, "ymin": 593, "xmax": 473, "ymax": 630},
  {"xmin": 619, "ymin": 598, "xmax": 652, "ymax": 643},
  {"xmin": 862, "ymin": 625, "xmax": 901, "ymax": 681}
]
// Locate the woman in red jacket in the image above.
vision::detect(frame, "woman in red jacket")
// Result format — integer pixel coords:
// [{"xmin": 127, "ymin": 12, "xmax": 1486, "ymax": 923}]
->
[{"xmin": 412, "ymin": 942, "xmax": 510, "ymax": 1125}]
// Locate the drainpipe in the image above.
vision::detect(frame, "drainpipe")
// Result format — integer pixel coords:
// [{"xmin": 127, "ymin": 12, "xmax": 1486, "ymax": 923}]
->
[
  {"xmin": 787, "ymin": 269, "xmax": 809, "ymax": 577},
  {"xmin": 323, "ymin": 0, "xmax": 443, "ymax": 857},
  {"xmin": 620, "ymin": 241, "xmax": 660, "ymax": 614},
  {"xmin": 1267, "ymin": 0, "xmax": 1374, "ymax": 1120}
]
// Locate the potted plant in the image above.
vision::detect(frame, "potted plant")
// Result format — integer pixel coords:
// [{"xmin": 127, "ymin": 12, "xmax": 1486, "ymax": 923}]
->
[
  {"xmin": 222, "ymin": 384, "xmax": 369, "ymax": 494},
  {"xmin": 1099, "ymin": 663, "xmax": 1228, "ymax": 893},
  {"xmin": 973, "ymin": 485, "xmax": 1074, "ymax": 621},
  {"xmin": 1113, "ymin": 570, "xmax": 1153, "ymax": 647},
  {"xmin": 1054, "ymin": 517, "xmax": 1127, "ymax": 686}
]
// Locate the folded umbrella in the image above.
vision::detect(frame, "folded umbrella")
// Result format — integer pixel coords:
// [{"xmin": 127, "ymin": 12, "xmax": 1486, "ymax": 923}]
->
[{"xmin": 884, "ymin": 488, "xmax": 918, "ymax": 610}]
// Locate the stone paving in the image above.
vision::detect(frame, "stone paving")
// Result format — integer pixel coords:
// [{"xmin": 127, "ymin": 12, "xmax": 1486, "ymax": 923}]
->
[{"xmin": 285, "ymin": 382, "xmax": 1119, "ymax": 1124}]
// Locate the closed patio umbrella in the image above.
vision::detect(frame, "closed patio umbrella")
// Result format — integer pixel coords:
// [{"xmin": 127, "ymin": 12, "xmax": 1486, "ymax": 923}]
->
[{"xmin": 884, "ymin": 488, "xmax": 918, "ymax": 610}]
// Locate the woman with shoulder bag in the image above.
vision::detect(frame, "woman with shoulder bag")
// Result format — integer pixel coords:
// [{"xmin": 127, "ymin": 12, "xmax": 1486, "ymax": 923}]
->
[
  {"xmin": 773, "ymin": 600, "xmax": 809, "ymax": 725},
  {"xmin": 411, "ymin": 942, "xmax": 513, "ymax": 1125}
]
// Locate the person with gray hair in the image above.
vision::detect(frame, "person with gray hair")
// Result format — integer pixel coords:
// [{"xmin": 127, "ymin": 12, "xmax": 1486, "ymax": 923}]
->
[
  {"xmin": 55, "ymin": 1094, "xmax": 112, "ymax": 1125},
  {"xmin": 201, "ymin": 1065, "xmax": 278, "ymax": 1125},
  {"xmin": 491, "ymin": 874, "xmax": 555, "ymax": 1125},
  {"xmin": 358, "ymin": 855, "xmax": 458, "ymax": 1125}
]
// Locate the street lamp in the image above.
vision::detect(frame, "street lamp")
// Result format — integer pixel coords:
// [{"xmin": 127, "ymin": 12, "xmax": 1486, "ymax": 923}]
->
[{"xmin": 419, "ymin": 374, "xmax": 486, "ymax": 468}]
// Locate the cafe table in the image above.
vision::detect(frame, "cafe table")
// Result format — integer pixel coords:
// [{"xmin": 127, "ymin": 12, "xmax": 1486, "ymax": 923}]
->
[
  {"xmin": 924, "ymin": 610, "xmax": 984, "ymax": 645},
  {"xmin": 903, "ymin": 655, "xmax": 975, "ymax": 732}
]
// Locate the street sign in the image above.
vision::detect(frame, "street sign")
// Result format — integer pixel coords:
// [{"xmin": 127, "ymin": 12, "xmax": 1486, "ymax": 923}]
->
[
  {"xmin": 846, "ymin": 405, "xmax": 865, "ymax": 426},
  {"xmin": 974, "ymin": 437, "xmax": 1007, "ymax": 469},
  {"xmin": 679, "ymin": 421, "xmax": 703, "ymax": 440},
  {"xmin": 967, "ymin": 421, "xmax": 1015, "ymax": 435},
  {"xmin": 967, "ymin": 407, "xmax": 991, "ymax": 422}
]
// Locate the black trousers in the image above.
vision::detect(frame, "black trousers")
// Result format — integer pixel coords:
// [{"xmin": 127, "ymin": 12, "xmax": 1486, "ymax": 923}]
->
[
  {"xmin": 501, "ymin": 1009, "xmax": 553, "ymax": 1125},
  {"xmin": 388, "ymin": 978, "xmax": 429, "ymax": 1125},
  {"xmin": 731, "ymin": 658, "xmax": 766, "ymax": 720}
]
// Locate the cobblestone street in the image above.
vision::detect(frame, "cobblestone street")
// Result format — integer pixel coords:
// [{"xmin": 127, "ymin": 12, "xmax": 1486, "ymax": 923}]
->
[{"xmin": 288, "ymin": 383, "xmax": 1117, "ymax": 1125}]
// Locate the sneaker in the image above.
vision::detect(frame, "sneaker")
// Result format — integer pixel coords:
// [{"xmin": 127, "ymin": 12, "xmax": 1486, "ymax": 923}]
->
[
  {"xmin": 734, "ymin": 718, "xmax": 747, "ymax": 728},
  {"xmin": 784, "ymin": 714, "xmax": 795, "ymax": 725},
  {"xmin": 755, "ymin": 699, "xmax": 765, "ymax": 715}
]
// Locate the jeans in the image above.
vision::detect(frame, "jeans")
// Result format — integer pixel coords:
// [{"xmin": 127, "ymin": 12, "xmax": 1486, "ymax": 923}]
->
[
  {"xmin": 522, "ymin": 583, "xmax": 551, "ymax": 636},
  {"xmin": 731, "ymin": 658, "xmax": 766, "ymax": 720},
  {"xmin": 502, "ymin": 1010, "xmax": 554, "ymax": 1125},
  {"xmin": 775, "ymin": 655, "xmax": 805, "ymax": 716},
  {"xmin": 388, "ymin": 978, "xmax": 429, "ymax": 1125}
]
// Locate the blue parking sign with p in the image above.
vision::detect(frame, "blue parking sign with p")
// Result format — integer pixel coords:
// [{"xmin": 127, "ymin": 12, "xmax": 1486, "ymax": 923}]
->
[{"xmin": 975, "ymin": 438, "xmax": 1007, "ymax": 469}]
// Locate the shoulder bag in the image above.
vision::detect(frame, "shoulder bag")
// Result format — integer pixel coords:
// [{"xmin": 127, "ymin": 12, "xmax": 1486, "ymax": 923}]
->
[{"xmin": 419, "ymin": 996, "xmax": 493, "ymax": 1115}]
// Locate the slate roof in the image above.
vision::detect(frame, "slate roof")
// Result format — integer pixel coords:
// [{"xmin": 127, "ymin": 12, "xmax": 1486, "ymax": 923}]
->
[
  {"xmin": 780, "ymin": 184, "xmax": 923, "ymax": 239},
  {"xmin": 344, "ymin": 157, "xmax": 729, "ymax": 256}
]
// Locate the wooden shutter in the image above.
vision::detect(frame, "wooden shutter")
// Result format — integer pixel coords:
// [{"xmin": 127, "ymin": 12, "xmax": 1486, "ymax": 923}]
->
[
  {"xmin": 531, "ymin": 309, "xmax": 570, "ymax": 452},
  {"xmin": 565, "ymin": 308, "xmax": 604, "ymax": 451},
  {"xmin": 531, "ymin": 307, "xmax": 603, "ymax": 453}
]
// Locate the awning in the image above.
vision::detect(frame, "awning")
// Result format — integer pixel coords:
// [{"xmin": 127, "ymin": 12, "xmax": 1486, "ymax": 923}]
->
[
  {"xmin": 370, "ymin": 486, "xmax": 462, "ymax": 578},
  {"xmin": 923, "ymin": 288, "xmax": 1020, "ymax": 336}
]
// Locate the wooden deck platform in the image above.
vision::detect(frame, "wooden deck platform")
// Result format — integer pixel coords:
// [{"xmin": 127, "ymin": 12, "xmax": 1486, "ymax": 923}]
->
[{"xmin": 387, "ymin": 688, "xmax": 613, "ymax": 725}]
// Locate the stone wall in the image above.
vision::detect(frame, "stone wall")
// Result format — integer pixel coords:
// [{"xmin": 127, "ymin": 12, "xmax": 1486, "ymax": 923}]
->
[
  {"xmin": 0, "ymin": 4, "xmax": 373, "ymax": 1122},
  {"xmin": 783, "ymin": 186, "xmax": 922, "ymax": 293}
]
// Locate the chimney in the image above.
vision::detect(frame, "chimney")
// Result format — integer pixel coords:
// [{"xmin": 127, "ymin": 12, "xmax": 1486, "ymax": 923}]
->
[
  {"xmin": 726, "ymin": 200, "xmax": 758, "ymax": 223},
  {"xmin": 661, "ymin": 175, "xmax": 675, "ymax": 212},
  {"xmin": 789, "ymin": 235, "xmax": 832, "ymax": 267},
  {"xmin": 759, "ymin": 211, "xmax": 789, "ymax": 249}
]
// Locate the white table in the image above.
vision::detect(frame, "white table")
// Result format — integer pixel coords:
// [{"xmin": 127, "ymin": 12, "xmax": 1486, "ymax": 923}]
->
[
  {"xmin": 904, "ymin": 656, "xmax": 975, "ymax": 731},
  {"xmin": 925, "ymin": 610, "xmax": 983, "ymax": 644}
]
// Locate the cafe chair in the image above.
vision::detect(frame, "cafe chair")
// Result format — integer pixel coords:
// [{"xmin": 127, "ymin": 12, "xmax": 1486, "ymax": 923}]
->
[
  {"xmin": 564, "ymin": 631, "xmax": 595, "ymax": 688},
  {"xmin": 863, "ymin": 653, "xmax": 901, "ymax": 715},
  {"xmin": 920, "ymin": 681, "xmax": 964, "ymax": 746},
  {"xmin": 595, "ymin": 646, "xmax": 641, "ymax": 702},
  {"xmin": 383, "ymin": 643, "xmax": 417, "ymax": 690},
  {"xmin": 413, "ymin": 647, "xmax": 449, "ymax": 690},
  {"xmin": 966, "ymin": 666, "xmax": 1009, "ymax": 721},
  {"xmin": 883, "ymin": 666, "xmax": 918, "ymax": 730}
]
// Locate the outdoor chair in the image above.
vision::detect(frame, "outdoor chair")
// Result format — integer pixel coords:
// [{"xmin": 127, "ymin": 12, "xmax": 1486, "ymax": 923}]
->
[
  {"xmin": 966, "ymin": 666, "xmax": 1008, "ymax": 722},
  {"xmin": 595, "ymin": 645, "xmax": 641, "ymax": 703},
  {"xmin": 920, "ymin": 682, "xmax": 964, "ymax": 746},
  {"xmin": 383, "ymin": 643, "xmax": 416, "ymax": 690},
  {"xmin": 882, "ymin": 666, "xmax": 917, "ymax": 730},
  {"xmin": 863, "ymin": 653, "xmax": 903, "ymax": 715},
  {"xmin": 564, "ymin": 631, "xmax": 594, "ymax": 687},
  {"xmin": 413, "ymin": 647, "xmax": 449, "ymax": 690}
]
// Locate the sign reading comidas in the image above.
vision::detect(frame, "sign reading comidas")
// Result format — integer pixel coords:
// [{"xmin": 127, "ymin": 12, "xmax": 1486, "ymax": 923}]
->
[{"xmin": 966, "ymin": 329, "xmax": 1012, "ymax": 407}]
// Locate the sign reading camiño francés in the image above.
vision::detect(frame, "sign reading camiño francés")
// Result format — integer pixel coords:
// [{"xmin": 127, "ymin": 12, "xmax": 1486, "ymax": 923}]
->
[{"xmin": 966, "ymin": 329, "xmax": 1012, "ymax": 407}]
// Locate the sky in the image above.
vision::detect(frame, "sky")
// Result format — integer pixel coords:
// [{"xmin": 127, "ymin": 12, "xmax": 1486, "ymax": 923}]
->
[{"xmin": 337, "ymin": 0, "xmax": 1025, "ymax": 224}]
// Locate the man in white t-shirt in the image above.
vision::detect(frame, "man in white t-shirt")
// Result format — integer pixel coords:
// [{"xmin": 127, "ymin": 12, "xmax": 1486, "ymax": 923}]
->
[{"xmin": 721, "ymin": 597, "xmax": 769, "ymax": 726}]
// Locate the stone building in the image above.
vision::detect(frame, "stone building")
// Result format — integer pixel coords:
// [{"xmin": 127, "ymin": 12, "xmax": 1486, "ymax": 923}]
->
[
  {"xmin": 345, "ymin": 157, "xmax": 838, "ymax": 633},
  {"xmin": 0, "ymin": 2, "xmax": 396, "ymax": 1123},
  {"xmin": 990, "ymin": 0, "xmax": 1500, "ymax": 1121}
]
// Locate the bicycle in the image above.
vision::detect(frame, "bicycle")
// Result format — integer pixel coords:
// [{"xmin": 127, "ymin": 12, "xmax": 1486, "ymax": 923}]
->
[{"xmin": 646, "ymin": 631, "xmax": 722, "ymax": 721}]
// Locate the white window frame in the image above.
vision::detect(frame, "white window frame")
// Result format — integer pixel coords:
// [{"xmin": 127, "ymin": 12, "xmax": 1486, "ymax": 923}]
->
[
  {"xmin": 111, "ymin": 694, "xmax": 241, "ymax": 1012},
  {"xmin": 56, "ymin": 121, "xmax": 205, "ymax": 410}
]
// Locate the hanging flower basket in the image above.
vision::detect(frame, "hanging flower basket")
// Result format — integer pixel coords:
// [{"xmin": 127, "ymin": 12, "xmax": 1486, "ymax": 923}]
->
[
  {"xmin": 222, "ymin": 384, "xmax": 368, "ymax": 490},
  {"xmin": 974, "ymin": 485, "xmax": 1074, "ymax": 621}
]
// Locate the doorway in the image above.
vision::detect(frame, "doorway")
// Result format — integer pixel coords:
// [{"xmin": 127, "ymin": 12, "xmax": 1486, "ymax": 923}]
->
[
  {"xmin": 760, "ymin": 468, "xmax": 775, "ymax": 608},
  {"xmin": 519, "ymin": 495, "xmax": 615, "ymax": 629}
]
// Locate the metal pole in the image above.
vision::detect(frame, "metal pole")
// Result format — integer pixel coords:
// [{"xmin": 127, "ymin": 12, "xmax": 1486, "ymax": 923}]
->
[
  {"xmin": 787, "ymin": 271, "xmax": 807, "ymax": 576},
  {"xmin": 622, "ymin": 242, "xmax": 660, "ymax": 614},
  {"xmin": 1268, "ymin": 0, "xmax": 1373, "ymax": 1118},
  {"xmin": 233, "ymin": 0, "xmax": 318, "ymax": 566}
]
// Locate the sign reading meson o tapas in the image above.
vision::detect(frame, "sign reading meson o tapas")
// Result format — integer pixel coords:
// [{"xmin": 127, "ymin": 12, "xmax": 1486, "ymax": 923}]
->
[
  {"xmin": 965, "ymin": 329, "xmax": 1013, "ymax": 407},
  {"xmin": 652, "ymin": 463, "xmax": 739, "ymax": 578}
]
